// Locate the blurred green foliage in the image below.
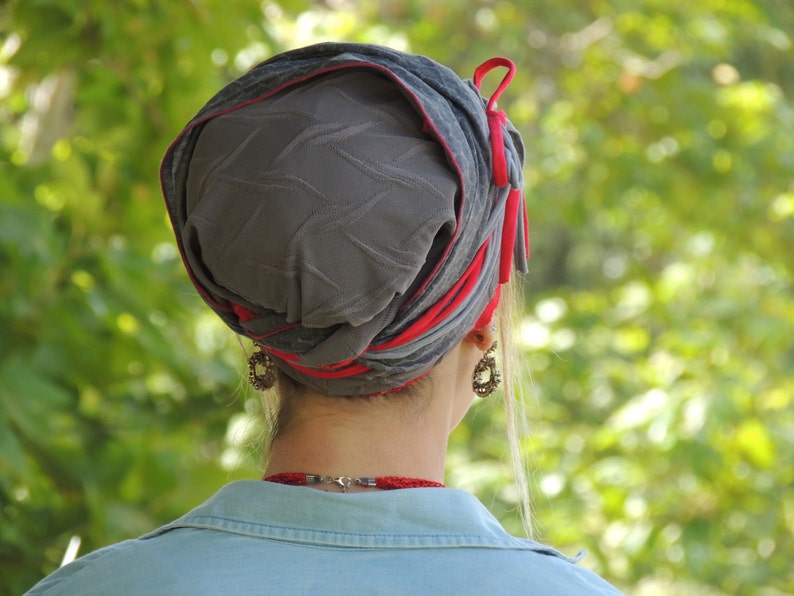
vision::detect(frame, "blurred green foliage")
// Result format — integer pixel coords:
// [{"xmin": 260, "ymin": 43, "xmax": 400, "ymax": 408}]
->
[{"xmin": 2, "ymin": 1, "xmax": 792, "ymax": 594}]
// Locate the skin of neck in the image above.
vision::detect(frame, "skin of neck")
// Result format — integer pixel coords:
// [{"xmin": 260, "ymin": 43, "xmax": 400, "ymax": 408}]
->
[{"xmin": 264, "ymin": 328, "xmax": 493, "ymax": 490}]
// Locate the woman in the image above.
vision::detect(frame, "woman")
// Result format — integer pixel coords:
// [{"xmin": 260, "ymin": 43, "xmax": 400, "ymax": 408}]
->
[{"xmin": 28, "ymin": 42, "xmax": 620, "ymax": 594}]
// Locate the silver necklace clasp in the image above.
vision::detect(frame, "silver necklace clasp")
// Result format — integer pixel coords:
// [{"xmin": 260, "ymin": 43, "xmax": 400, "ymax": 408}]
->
[{"xmin": 325, "ymin": 476, "xmax": 354, "ymax": 492}]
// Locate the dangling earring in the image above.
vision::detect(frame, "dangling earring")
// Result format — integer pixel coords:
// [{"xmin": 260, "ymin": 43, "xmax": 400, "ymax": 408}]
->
[
  {"xmin": 472, "ymin": 341, "xmax": 502, "ymax": 398},
  {"xmin": 247, "ymin": 346, "xmax": 277, "ymax": 391}
]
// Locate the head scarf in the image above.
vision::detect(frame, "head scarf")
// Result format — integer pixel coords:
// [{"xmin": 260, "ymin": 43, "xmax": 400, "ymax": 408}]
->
[{"xmin": 161, "ymin": 42, "xmax": 528, "ymax": 396}]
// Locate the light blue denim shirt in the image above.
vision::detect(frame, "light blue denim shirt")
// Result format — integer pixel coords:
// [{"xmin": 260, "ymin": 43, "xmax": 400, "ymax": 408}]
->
[{"xmin": 27, "ymin": 480, "xmax": 621, "ymax": 595}]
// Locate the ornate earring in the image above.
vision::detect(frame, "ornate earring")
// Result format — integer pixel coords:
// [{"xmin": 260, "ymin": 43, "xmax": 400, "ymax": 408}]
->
[
  {"xmin": 472, "ymin": 341, "xmax": 502, "ymax": 398},
  {"xmin": 247, "ymin": 346, "xmax": 277, "ymax": 391}
]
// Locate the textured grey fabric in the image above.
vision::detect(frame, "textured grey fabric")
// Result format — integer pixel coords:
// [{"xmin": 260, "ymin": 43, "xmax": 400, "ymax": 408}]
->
[
  {"xmin": 184, "ymin": 72, "xmax": 458, "ymax": 367},
  {"xmin": 161, "ymin": 42, "xmax": 527, "ymax": 396}
]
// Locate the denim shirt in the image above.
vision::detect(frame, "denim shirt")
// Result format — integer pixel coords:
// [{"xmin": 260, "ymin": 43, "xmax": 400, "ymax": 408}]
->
[{"xmin": 27, "ymin": 480, "xmax": 621, "ymax": 595}]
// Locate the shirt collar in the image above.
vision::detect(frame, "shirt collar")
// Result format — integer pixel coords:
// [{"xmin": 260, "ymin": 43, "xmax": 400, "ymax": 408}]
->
[{"xmin": 143, "ymin": 480, "xmax": 579, "ymax": 560}]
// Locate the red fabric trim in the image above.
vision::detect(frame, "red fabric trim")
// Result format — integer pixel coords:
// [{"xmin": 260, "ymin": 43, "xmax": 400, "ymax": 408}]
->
[
  {"xmin": 474, "ymin": 286, "xmax": 500, "ymax": 329},
  {"xmin": 262, "ymin": 346, "xmax": 299, "ymax": 362},
  {"xmin": 244, "ymin": 322, "xmax": 301, "ymax": 341},
  {"xmin": 373, "ymin": 239, "xmax": 489, "ymax": 351},
  {"xmin": 263, "ymin": 346, "xmax": 372, "ymax": 380},
  {"xmin": 186, "ymin": 266, "xmax": 232, "ymax": 312},
  {"xmin": 287, "ymin": 361, "xmax": 372, "ymax": 380},
  {"xmin": 487, "ymin": 110, "xmax": 509, "ymax": 187},
  {"xmin": 499, "ymin": 188, "xmax": 520, "ymax": 283},
  {"xmin": 522, "ymin": 194, "xmax": 531, "ymax": 259},
  {"xmin": 375, "ymin": 368, "xmax": 430, "ymax": 395},
  {"xmin": 231, "ymin": 302, "xmax": 258, "ymax": 322}
]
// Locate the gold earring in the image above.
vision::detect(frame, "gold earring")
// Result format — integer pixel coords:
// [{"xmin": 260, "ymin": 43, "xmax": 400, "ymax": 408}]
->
[
  {"xmin": 472, "ymin": 341, "xmax": 501, "ymax": 398},
  {"xmin": 247, "ymin": 346, "xmax": 277, "ymax": 391}
]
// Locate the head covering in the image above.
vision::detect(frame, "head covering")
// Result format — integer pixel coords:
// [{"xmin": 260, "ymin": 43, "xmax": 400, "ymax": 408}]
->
[{"xmin": 161, "ymin": 42, "xmax": 528, "ymax": 396}]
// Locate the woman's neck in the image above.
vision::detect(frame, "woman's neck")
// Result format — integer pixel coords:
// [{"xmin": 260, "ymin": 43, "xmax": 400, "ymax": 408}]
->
[
  {"xmin": 263, "ymin": 342, "xmax": 476, "ymax": 489},
  {"xmin": 264, "ymin": 394, "xmax": 450, "ymax": 485}
]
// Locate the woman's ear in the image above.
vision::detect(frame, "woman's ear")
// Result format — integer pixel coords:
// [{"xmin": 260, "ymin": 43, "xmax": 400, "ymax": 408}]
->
[{"xmin": 465, "ymin": 325, "xmax": 495, "ymax": 352}]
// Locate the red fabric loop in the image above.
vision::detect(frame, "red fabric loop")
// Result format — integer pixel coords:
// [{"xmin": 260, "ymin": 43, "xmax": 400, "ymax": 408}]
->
[
  {"xmin": 474, "ymin": 57, "xmax": 517, "ymax": 189},
  {"xmin": 473, "ymin": 57, "xmax": 516, "ymax": 110}
]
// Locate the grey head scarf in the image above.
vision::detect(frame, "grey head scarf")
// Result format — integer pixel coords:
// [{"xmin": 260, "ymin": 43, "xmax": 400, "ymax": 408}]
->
[{"xmin": 161, "ymin": 42, "xmax": 528, "ymax": 396}]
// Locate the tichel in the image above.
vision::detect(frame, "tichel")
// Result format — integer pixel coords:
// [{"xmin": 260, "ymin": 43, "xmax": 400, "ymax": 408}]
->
[{"xmin": 161, "ymin": 42, "xmax": 528, "ymax": 396}]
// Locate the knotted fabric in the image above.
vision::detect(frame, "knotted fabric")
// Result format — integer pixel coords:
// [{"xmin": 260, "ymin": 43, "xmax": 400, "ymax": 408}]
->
[{"xmin": 161, "ymin": 42, "xmax": 528, "ymax": 396}]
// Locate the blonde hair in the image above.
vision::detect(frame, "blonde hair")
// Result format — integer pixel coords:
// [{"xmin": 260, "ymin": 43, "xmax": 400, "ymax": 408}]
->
[{"xmin": 498, "ymin": 280, "xmax": 534, "ymax": 538}]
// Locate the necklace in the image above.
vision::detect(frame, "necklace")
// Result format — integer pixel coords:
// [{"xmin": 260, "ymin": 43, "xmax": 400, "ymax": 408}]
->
[{"xmin": 264, "ymin": 472, "xmax": 445, "ymax": 493}]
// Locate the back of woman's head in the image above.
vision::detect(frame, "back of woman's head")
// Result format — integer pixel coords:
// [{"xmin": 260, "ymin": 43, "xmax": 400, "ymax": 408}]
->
[{"xmin": 161, "ymin": 42, "xmax": 527, "ymax": 397}]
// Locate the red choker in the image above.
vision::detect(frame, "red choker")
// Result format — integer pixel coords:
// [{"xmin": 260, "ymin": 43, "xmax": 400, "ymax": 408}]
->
[{"xmin": 264, "ymin": 472, "xmax": 445, "ymax": 492}]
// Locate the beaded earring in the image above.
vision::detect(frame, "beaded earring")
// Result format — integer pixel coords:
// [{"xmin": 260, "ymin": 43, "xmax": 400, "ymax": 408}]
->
[
  {"xmin": 247, "ymin": 346, "xmax": 277, "ymax": 391},
  {"xmin": 472, "ymin": 342, "xmax": 502, "ymax": 398}
]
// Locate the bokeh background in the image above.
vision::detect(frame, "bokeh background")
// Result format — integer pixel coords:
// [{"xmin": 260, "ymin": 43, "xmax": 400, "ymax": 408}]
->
[{"xmin": 2, "ymin": 1, "xmax": 792, "ymax": 594}]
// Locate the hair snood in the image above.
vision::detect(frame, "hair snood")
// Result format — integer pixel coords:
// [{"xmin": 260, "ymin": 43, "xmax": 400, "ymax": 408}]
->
[{"xmin": 161, "ymin": 42, "xmax": 528, "ymax": 396}]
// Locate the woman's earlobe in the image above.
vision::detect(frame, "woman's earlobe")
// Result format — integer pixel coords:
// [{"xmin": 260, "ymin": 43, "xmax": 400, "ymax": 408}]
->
[{"xmin": 466, "ymin": 325, "xmax": 496, "ymax": 351}]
